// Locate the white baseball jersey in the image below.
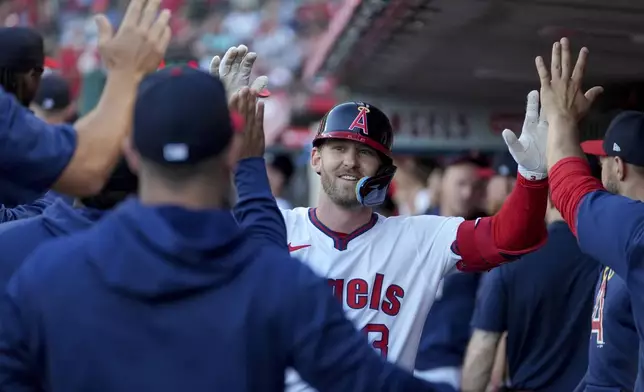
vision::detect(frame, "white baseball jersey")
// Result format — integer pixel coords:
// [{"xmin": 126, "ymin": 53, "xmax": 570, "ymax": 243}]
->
[{"xmin": 283, "ymin": 207, "xmax": 465, "ymax": 392}]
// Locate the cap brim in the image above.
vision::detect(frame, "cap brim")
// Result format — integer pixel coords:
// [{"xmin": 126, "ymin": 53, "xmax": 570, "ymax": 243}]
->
[
  {"xmin": 44, "ymin": 57, "xmax": 59, "ymax": 69},
  {"xmin": 581, "ymin": 140, "xmax": 607, "ymax": 156},
  {"xmin": 477, "ymin": 167, "xmax": 495, "ymax": 179}
]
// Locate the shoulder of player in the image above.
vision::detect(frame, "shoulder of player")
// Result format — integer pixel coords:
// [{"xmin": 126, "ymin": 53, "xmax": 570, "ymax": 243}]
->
[{"xmin": 8, "ymin": 232, "xmax": 89, "ymax": 296}]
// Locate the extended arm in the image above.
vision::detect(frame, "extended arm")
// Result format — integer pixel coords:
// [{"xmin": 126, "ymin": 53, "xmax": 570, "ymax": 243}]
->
[
  {"xmin": 233, "ymin": 157, "xmax": 287, "ymax": 250},
  {"xmin": 453, "ymin": 91, "xmax": 549, "ymax": 272},
  {"xmin": 52, "ymin": 73, "xmax": 139, "ymax": 197},
  {"xmin": 453, "ymin": 175, "xmax": 548, "ymax": 272},
  {"xmin": 461, "ymin": 330, "xmax": 503, "ymax": 392}
]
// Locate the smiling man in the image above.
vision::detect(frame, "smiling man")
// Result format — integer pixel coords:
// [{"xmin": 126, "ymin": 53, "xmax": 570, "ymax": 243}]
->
[{"xmin": 275, "ymin": 99, "xmax": 551, "ymax": 392}]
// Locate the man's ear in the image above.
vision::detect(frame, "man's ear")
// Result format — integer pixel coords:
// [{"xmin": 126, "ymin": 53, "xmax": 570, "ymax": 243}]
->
[
  {"xmin": 616, "ymin": 156, "xmax": 626, "ymax": 181},
  {"xmin": 122, "ymin": 137, "xmax": 140, "ymax": 174},
  {"xmin": 311, "ymin": 146, "xmax": 322, "ymax": 174}
]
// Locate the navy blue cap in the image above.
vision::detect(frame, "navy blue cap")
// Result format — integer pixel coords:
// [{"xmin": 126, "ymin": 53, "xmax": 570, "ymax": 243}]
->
[
  {"xmin": 581, "ymin": 111, "xmax": 644, "ymax": 167},
  {"xmin": 0, "ymin": 27, "xmax": 44, "ymax": 72},
  {"xmin": 33, "ymin": 74, "xmax": 71, "ymax": 111},
  {"xmin": 134, "ymin": 66, "xmax": 235, "ymax": 165}
]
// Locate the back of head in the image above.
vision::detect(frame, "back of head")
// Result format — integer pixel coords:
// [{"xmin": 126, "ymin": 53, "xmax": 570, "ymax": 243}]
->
[
  {"xmin": 0, "ymin": 27, "xmax": 45, "ymax": 106},
  {"xmin": 127, "ymin": 66, "xmax": 238, "ymax": 209}
]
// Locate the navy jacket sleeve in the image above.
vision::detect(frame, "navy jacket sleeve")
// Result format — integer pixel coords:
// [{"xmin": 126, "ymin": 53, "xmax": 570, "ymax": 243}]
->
[
  {"xmin": 0, "ymin": 268, "xmax": 41, "ymax": 391},
  {"xmin": 576, "ymin": 190, "xmax": 644, "ymax": 281},
  {"xmin": 233, "ymin": 157, "xmax": 287, "ymax": 250},
  {"xmin": 285, "ymin": 260, "xmax": 438, "ymax": 392},
  {"xmin": 471, "ymin": 268, "xmax": 507, "ymax": 332},
  {"xmin": 0, "ymin": 195, "xmax": 55, "ymax": 223},
  {"xmin": 0, "ymin": 88, "xmax": 76, "ymax": 206}
]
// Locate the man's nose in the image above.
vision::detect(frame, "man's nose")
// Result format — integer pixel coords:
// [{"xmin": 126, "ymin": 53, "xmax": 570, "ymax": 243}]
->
[{"xmin": 342, "ymin": 151, "xmax": 359, "ymax": 168}]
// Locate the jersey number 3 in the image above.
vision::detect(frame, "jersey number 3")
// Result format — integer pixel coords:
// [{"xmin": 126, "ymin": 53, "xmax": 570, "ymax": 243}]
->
[{"xmin": 362, "ymin": 324, "xmax": 389, "ymax": 358}]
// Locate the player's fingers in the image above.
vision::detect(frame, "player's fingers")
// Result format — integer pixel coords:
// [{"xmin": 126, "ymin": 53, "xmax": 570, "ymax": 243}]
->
[
  {"xmin": 220, "ymin": 47, "xmax": 236, "ymax": 76},
  {"xmin": 148, "ymin": 9, "xmax": 171, "ymax": 41},
  {"xmin": 209, "ymin": 56, "xmax": 220, "ymax": 77},
  {"xmin": 138, "ymin": 0, "xmax": 161, "ymax": 30},
  {"xmin": 535, "ymin": 56, "xmax": 550, "ymax": 88},
  {"xmin": 120, "ymin": 0, "xmax": 144, "ymax": 30},
  {"xmin": 571, "ymin": 47, "xmax": 589, "ymax": 86},
  {"xmin": 501, "ymin": 129, "xmax": 523, "ymax": 151},
  {"xmin": 231, "ymin": 45, "xmax": 248, "ymax": 77},
  {"xmin": 560, "ymin": 37, "xmax": 572, "ymax": 80},
  {"xmin": 550, "ymin": 41, "xmax": 561, "ymax": 80},
  {"xmin": 584, "ymin": 86, "xmax": 604, "ymax": 105},
  {"xmin": 240, "ymin": 52, "xmax": 257, "ymax": 82},
  {"xmin": 250, "ymin": 75, "xmax": 268, "ymax": 94},
  {"xmin": 255, "ymin": 100, "xmax": 265, "ymax": 133},
  {"xmin": 157, "ymin": 25, "xmax": 172, "ymax": 55},
  {"xmin": 523, "ymin": 90, "xmax": 540, "ymax": 128},
  {"xmin": 94, "ymin": 14, "xmax": 114, "ymax": 48}
]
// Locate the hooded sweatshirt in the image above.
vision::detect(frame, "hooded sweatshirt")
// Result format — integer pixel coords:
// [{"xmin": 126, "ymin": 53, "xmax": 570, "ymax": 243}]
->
[
  {"xmin": 0, "ymin": 198, "xmax": 104, "ymax": 287},
  {"xmin": 0, "ymin": 158, "xmax": 440, "ymax": 392},
  {"xmin": 0, "ymin": 190, "xmax": 73, "ymax": 223},
  {"xmin": 0, "ymin": 198, "xmax": 439, "ymax": 392}
]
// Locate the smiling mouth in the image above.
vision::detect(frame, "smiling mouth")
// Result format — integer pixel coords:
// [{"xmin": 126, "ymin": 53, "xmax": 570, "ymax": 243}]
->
[{"xmin": 338, "ymin": 175, "xmax": 359, "ymax": 181}]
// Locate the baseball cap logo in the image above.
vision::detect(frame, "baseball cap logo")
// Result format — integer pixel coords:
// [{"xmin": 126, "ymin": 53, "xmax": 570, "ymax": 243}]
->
[
  {"xmin": 613, "ymin": 142, "xmax": 621, "ymax": 152},
  {"xmin": 163, "ymin": 143, "xmax": 189, "ymax": 162}
]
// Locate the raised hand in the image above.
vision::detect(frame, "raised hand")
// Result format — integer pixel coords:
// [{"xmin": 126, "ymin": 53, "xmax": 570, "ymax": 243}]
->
[
  {"xmin": 535, "ymin": 37, "xmax": 603, "ymax": 123},
  {"xmin": 210, "ymin": 45, "xmax": 269, "ymax": 101},
  {"xmin": 230, "ymin": 87, "xmax": 266, "ymax": 160},
  {"xmin": 502, "ymin": 90, "xmax": 549, "ymax": 181},
  {"xmin": 95, "ymin": 0, "xmax": 172, "ymax": 79}
]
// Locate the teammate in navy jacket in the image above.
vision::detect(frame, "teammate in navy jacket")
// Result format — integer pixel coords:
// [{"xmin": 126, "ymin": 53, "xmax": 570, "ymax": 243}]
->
[
  {"xmin": 538, "ymin": 37, "xmax": 644, "ymax": 392},
  {"xmin": 569, "ymin": 139, "xmax": 641, "ymax": 392},
  {"xmin": 0, "ymin": 67, "xmax": 440, "ymax": 392},
  {"xmin": 0, "ymin": 0, "xmax": 172, "ymax": 204},
  {"xmin": 463, "ymin": 199, "xmax": 599, "ymax": 392}
]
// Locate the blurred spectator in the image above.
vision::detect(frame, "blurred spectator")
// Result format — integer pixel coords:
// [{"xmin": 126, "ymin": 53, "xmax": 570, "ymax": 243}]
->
[
  {"xmin": 266, "ymin": 152, "xmax": 294, "ymax": 209},
  {"xmin": 30, "ymin": 73, "xmax": 76, "ymax": 124},
  {"xmin": 392, "ymin": 156, "xmax": 435, "ymax": 215},
  {"xmin": 485, "ymin": 152, "xmax": 517, "ymax": 216},
  {"xmin": 415, "ymin": 156, "xmax": 487, "ymax": 392}
]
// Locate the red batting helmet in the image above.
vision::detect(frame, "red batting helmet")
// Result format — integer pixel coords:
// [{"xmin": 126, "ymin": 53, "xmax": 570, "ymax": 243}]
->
[{"xmin": 313, "ymin": 101, "xmax": 397, "ymax": 207}]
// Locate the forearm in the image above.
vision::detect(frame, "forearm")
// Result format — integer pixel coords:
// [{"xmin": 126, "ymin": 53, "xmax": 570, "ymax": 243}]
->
[
  {"xmin": 233, "ymin": 157, "xmax": 287, "ymax": 250},
  {"xmin": 549, "ymin": 157, "xmax": 603, "ymax": 236},
  {"xmin": 546, "ymin": 116, "xmax": 585, "ymax": 170},
  {"xmin": 490, "ymin": 175, "xmax": 548, "ymax": 253},
  {"xmin": 454, "ymin": 175, "xmax": 547, "ymax": 272},
  {"xmin": 53, "ymin": 72, "xmax": 139, "ymax": 196},
  {"xmin": 461, "ymin": 330, "xmax": 502, "ymax": 392}
]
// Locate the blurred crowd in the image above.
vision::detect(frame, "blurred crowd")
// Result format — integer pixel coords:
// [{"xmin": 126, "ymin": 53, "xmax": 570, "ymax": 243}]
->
[{"xmin": 0, "ymin": 0, "xmax": 337, "ymax": 99}]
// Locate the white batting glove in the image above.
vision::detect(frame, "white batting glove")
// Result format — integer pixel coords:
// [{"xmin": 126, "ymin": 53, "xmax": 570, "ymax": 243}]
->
[
  {"xmin": 209, "ymin": 45, "xmax": 269, "ymax": 98},
  {"xmin": 501, "ymin": 90, "xmax": 549, "ymax": 181}
]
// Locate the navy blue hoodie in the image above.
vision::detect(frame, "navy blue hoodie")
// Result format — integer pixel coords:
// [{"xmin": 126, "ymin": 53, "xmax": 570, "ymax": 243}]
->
[
  {"xmin": 0, "ymin": 191, "xmax": 74, "ymax": 224},
  {"xmin": 0, "ymin": 158, "xmax": 438, "ymax": 392},
  {"xmin": 0, "ymin": 197, "xmax": 104, "ymax": 288}
]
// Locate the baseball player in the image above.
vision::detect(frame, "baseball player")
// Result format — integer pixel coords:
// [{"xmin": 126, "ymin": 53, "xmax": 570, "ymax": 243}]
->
[
  {"xmin": 463, "ymin": 193, "xmax": 599, "ymax": 392},
  {"xmin": 569, "ymin": 134, "xmax": 641, "ymax": 392},
  {"xmin": 540, "ymin": 37, "xmax": 644, "ymax": 391},
  {"xmin": 247, "ymin": 90, "xmax": 551, "ymax": 390},
  {"xmin": 0, "ymin": 0, "xmax": 171, "ymax": 205}
]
